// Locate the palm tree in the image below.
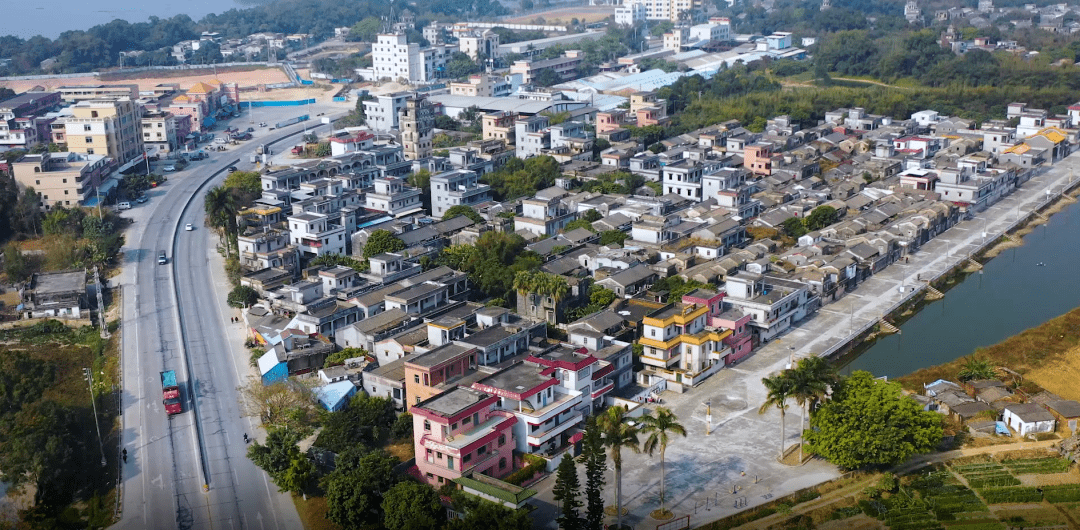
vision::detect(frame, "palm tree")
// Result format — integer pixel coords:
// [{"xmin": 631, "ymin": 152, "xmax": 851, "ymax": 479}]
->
[
  {"xmin": 759, "ymin": 373, "xmax": 795, "ymax": 461},
  {"xmin": 639, "ymin": 407, "xmax": 686, "ymax": 515},
  {"xmin": 204, "ymin": 185, "xmax": 238, "ymax": 257},
  {"xmin": 788, "ymin": 359, "xmax": 831, "ymax": 462},
  {"xmin": 957, "ymin": 355, "xmax": 996, "ymax": 382},
  {"xmin": 597, "ymin": 406, "xmax": 640, "ymax": 530}
]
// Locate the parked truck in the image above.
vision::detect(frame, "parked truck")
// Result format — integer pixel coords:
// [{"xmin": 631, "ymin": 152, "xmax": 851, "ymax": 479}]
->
[
  {"xmin": 161, "ymin": 370, "xmax": 182, "ymax": 415},
  {"xmin": 275, "ymin": 115, "xmax": 310, "ymax": 129}
]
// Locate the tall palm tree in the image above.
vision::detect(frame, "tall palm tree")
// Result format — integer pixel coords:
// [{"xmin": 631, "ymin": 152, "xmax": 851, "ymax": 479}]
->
[
  {"xmin": 788, "ymin": 363, "xmax": 828, "ymax": 463},
  {"xmin": 759, "ymin": 373, "xmax": 795, "ymax": 461},
  {"xmin": 639, "ymin": 407, "xmax": 686, "ymax": 514},
  {"xmin": 597, "ymin": 406, "xmax": 640, "ymax": 530},
  {"xmin": 204, "ymin": 185, "xmax": 238, "ymax": 257}
]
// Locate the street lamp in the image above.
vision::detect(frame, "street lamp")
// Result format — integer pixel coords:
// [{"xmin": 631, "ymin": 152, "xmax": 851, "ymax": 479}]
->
[{"xmin": 83, "ymin": 368, "xmax": 107, "ymax": 467}]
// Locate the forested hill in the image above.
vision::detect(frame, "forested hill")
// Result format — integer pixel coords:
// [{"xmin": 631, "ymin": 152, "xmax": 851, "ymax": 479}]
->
[{"xmin": 0, "ymin": 0, "xmax": 505, "ymax": 76}]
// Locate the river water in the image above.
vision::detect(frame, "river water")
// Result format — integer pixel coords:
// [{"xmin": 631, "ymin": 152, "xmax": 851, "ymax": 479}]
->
[{"xmin": 840, "ymin": 198, "xmax": 1080, "ymax": 379}]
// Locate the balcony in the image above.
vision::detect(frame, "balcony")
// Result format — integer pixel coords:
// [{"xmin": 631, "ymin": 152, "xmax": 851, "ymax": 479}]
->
[
  {"xmin": 424, "ymin": 411, "xmax": 516, "ymax": 453},
  {"xmin": 591, "ymin": 382, "xmax": 614, "ymax": 400},
  {"xmin": 527, "ymin": 412, "xmax": 583, "ymax": 447}
]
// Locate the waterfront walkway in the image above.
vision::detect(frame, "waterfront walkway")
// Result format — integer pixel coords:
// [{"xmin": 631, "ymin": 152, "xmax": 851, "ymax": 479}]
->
[{"xmin": 527, "ymin": 154, "xmax": 1080, "ymax": 529}]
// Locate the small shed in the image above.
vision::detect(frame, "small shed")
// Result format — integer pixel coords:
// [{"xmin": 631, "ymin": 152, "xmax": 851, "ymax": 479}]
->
[
  {"xmin": 258, "ymin": 349, "xmax": 288, "ymax": 385},
  {"xmin": 1044, "ymin": 400, "xmax": 1080, "ymax": 436},
  {"xmin": 316, "ymin": 381, "xmax": 358, "ymax": 412},
  {"xmin": 1003, "ymin": 403, "xmax": 1056, "ymax": 437},
  {"xmin": 951, "ymin": 401, "xmax": 995, "ymax": 423}
]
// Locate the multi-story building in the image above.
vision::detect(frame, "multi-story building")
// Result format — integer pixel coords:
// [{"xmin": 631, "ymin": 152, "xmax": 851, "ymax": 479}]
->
[
  {"xmin": 430, "ymin": 169, "xmax": 492, "ymax": 217},
  {"xmin": 287, "ymin": 212, "xmax": 347, "ymax": 258},
  {"xmin": 450, "ymin": 75, "xmax": 512, "ymax": 98},
  {"xmin": 458, "ymin": 30, "xmax": 500, "ymax": 61},
  {"xmin": 629, "ymin": 91, "xmax": 668, "ymax": 127},
  {"xmin": 743, "ymin": 143, "xmax": 773, "ymax": 176},
  {"xmin": 364, "ymin": 177, "xmax": 425, "ymax": 217},
  {"xmin": 400, "ymin": 96, "xmax": 435, "ymax": 161},
  {"xmin": 471, "ymin": 362, "xmax": 584, "ymax": 455},
  {"xmin": 412, "ymin": 386, "xmax": 518, "ymax": 486},
  {"xmin": 64, "ymin": 97, "xmax": 144, "ymax": 166},
  {"xmin": 405, "ymin": 341, "xmax": 478, "ymax": 407},
  {"xmin": 10, "ymin": 151, "xmax": 111, "ymax": 210},
  {"xmin": 237, "ymin": 229, "xmax": 300, "ymax": 273},
  {"xmin": 661, "ymin": 160, "xmax": 704, "ymax": 200},
  {"xmin": 509, "ymin": 51, "xmax": 583, "ymax": 84},
  {"xmin": 624, "ymin": 0, "xmax": 701, "ymax": 22},
  {"xmin": 371, "ymin": 33, "xmax": 454, "ymax": 84},
  {"xmin": 56, "ymin": 84, "xmax": 138, "ymax": 104},
  {"xmin": 615, "ymin": 2, "xmax": 647, "ymax": 25},
  {"xmin": 515, "ymin": 114, "xmax": 551, "ymax": 159},
  {"xmin": 637, "ymin": 301, "xmax": 733, "ymax": 386},
  {"xmin": 723, "ymin": 272, "xmax": 814, "ymax": 344},
  {"xmin": 688, "ymin": 21, "xmax": 731, "ymax": 42},
  {"xmin": 483, "ymin": 111, "xmax": 517, "ymax": 146},
  {"xmin": 363, "ymin": 92, "xmax": 413, "ymax": 132},
  {"xmin": 140, "ymin": 111, "xmax": 181, "ymax": 154},
  {"xmin": 515, "ymin": 188, "xmax": 577, "ymax": 237}
]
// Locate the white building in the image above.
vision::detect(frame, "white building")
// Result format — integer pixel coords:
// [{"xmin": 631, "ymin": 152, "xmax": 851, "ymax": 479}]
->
[
  {"xmin": 371, "ymin": 33, "xmax": 455, "ymax": 84},
  {"xmin": 615, "ymin": 3, "xmax": 647, "ymax": 25},
  {"xmin": 363, "ymin": 92, "xmax": 412, "ymax": 132},
  {"xmin": 723, "ymin": 272, "xmax": 813, "ymax": 343},
  {"xmin": 1003, "ymin": 403, "xmax": 1056, "ymax": 436},
  {"xmin": 365, "ymin": 177, "xmax": 425, "ymax": 217},
  {"xmin": 515, "ymin": 188, "xmax": 577, "ymax": 237},
  {"xmin": 430, "ymin": 169, "xmax": 492, "ymax": 217},
  {"xmin": 515, "ymin": 114, "xmax": 550, "ymax": 159},
  {"xmin": 459, "ymin": 30, "xmax": 500, "ymax": 61},
  {"xmin": 288, "ymin": 212, "xmax": 347, "ymax": 258},
  {"xmin": 689, "ymin": 22, "xmax": 730, "ymax": 42},
  {"xmin": 623, "ymin": 0, "xmax": 700, "ymax": 22}
]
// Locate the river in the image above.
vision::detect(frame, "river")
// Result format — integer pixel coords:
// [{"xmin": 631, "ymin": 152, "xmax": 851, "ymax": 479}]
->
[
  {"xmin": 840, "ymin": 197, "xmax": 1080, "ymax": 379},
  {"xmin": 3, "ymin": 0, "xmax": 262, "ymax": 40}
]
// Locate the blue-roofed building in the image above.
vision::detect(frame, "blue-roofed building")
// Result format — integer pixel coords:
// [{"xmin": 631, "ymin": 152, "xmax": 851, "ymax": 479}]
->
[
  {"xmin": 317, "ymin": 380, "xmax": 358, "ymax": 412},
  {"xmin": 258, "ymin": 349, "xmax": 288, "ymax": 385}
]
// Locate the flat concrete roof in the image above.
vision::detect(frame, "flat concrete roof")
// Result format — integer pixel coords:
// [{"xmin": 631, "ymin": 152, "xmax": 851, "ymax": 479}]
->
[
  {"xmin": 408, "ymin": 343, "xmax": 472, "ymax": 368},
  {"xmin": 421, "ymin": 386, "xmax": 488, "ymax": 418},
  {"xmin": 30, "ymin": 270, "xmax": 86, "ymax": 295},
  {"xmin": 476, "ymin": 362, "xmax": 549, "ymax": 394}
]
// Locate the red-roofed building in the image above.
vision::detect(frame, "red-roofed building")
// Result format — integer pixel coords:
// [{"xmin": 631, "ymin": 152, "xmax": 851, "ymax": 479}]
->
[
  {"xmin": 471, "ymin": 361, "xmax": 584, "ymax": 456},
  {"xmin": 329, "ymin": 131, "xmax": 375, "ymax": 156},
  {"xmin": 893, "ymin": 136, "xmax": 942, "ymax": 158}
]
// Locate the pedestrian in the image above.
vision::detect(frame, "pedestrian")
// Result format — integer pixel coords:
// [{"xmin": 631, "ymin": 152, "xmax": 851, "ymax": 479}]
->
[{"xmin": 122, "ymin": 448, "xmax": 128, "ymax": 463}]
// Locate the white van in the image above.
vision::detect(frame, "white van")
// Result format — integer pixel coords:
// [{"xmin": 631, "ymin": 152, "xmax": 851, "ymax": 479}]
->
[
  {"xmin": 214, "ymin": 137, "xmax": 228, "ymax": 145},
  {"xmin": 118, "ymin": 202, "xmax": 132, "ymax": 210}
]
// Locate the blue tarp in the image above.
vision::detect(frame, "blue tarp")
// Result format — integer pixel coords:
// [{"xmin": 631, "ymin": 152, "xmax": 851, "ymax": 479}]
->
[
  {"xmin": 241, "ymin": 99, "xmax": 316, "ymax": 108},
  {"xmin": 995, "ymin": 421, "xmax": 1011, "ymax": 436}
]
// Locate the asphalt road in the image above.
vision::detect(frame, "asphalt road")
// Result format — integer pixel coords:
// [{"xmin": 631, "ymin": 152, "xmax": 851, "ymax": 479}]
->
[{"xmin": 116, "ymin": 103, "xmax": 343, "ymax": 530}]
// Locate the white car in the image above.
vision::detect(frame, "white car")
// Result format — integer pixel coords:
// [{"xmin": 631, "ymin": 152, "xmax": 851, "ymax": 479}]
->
[
  {"xmin": 164, "ymin": 165, "xmax": 177, "ymax": 172},
  {"xmin": 185, "ymin": 223, "xmax": 194, "ymax": 231}
]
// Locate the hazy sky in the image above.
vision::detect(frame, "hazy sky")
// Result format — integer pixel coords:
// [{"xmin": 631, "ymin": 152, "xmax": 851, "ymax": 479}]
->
[{"xmin": 3, "ymin": 0, "xmax": 249, "ymax": 40}]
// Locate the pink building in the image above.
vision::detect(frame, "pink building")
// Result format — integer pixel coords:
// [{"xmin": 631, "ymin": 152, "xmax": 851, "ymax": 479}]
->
[
  {"xmin": 596, "ymin": 110, "xmax": 627, "ymax": 134},
  {"xmin": 682, "ymin": 288, "xmax": 753, "ymax": 363},
  {"xmin": 743, "ymin": 143, "xmax": 773, "ymax": 176},
  {"xmin": 412, "ymin": 386, "xmax": 518, "ymax": 487}
]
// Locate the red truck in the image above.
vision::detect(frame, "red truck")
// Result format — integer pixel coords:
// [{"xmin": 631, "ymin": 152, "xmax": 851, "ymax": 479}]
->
[{"xmin": 161, "ymin": 370, "xmax": 182, "ymax": 415}]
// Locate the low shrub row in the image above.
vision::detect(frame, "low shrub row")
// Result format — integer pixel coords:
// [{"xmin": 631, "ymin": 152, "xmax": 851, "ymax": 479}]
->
[
  {"xmin": 1042, "ymin": 484, "xmax": 1080, "ymax": 503},
  {"xmin": 977, "ymin": 486, "xmax": 1043, "ymax": 504},
  {"xmin": 1004, "ymin": 458, "xmax": 1072, "ymax": 475},
  {"xmin": 940, "ymin": 520, "xmax": 1006, "ymax": 530},
  {"xmin": 966, "ymin": 475, "xmax": 1021, "ymax": 489}
]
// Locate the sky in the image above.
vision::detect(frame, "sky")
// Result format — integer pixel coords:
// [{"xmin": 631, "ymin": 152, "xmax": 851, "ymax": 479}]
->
[{"xmin": 3, "ymin": 0, "xmax": 249, "ymax": 40}]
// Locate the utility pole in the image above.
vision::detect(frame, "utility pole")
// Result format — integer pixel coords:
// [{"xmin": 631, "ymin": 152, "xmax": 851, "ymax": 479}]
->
[
  {"xmin": 705, "ymin": 399, "xmax": 712, "ymax": 435},
  {"xmin": 83, "ymin": 368, "xmax": 107, "ymax": 467}
]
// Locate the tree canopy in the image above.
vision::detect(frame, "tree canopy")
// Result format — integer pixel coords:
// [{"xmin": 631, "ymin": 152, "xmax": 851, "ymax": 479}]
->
[
  {"xmin": 323, "ymin": 448, "xmax": 401, "ymax": 529},
  {"xmin": 481, "ymin": 156, "xmax": 562, "ymax": 201},
  {"xmin": 442, "ymin": 204, "xmax": 484, "ymax": 224},
  {"xmin": 382, "ymin": 481, "xmax": 447, "ymax": 530},
  {"xmin": 362, "ymin": 230, "xmax": 406, "ymax": 259},
  {"xmin": 804, "ymin": 370, "xmax": 943, "ymax": 469}
]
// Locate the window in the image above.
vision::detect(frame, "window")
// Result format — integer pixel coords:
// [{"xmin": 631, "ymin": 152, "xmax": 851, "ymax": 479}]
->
[
  {"xmin": 498, "ymin": 434, "xmax": 506, "ymax": 446},
  {"xmin": 499, "ymin": 457, "xmax": 507, "ymax": 470},
  {"xmin": 85, "ymin": 136, "xmax": 93, "ymax": 143},
  {"xmin": 447, "ymin": 456, "xmax": 454, "ymax": 470},
  {"xmin": 414, "ymin": 375, "xmax": 420, "ymax": 384},
  {"xmin": 462, "ymin": 453, "xmax": 471, "ymax": 463},
  {"xmin": 423, "ymin": 420, "xmax": 430, "ymax": 431}
]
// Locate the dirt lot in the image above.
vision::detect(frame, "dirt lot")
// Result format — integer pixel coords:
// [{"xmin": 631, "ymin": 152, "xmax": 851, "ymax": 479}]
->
[
  {"xmin": 0, "ymin": 66, "xmax": 291, "ymax": 97},
  {"xmin": 502, "ymin": 5, "xmax": 614, "ymax": 24}
]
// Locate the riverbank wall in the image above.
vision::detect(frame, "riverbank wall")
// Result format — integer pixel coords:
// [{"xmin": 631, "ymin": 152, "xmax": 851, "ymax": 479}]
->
[{"xmin": 822, "ymin": 168, "xmax": 1080, "ymax": 365}]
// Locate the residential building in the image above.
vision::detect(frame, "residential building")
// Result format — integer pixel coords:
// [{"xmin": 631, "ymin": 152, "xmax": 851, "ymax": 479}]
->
[
  {"xmin": 509, "ymin": 51, "xmax": 583, "ymax": 84},
  {"xmin": 412, "ymin": 386, "xmax": 518, "ymax": 486},
  {"xmin": 10, "ymin": 151, "xmax": 111, "ymax": 210},
  {"xmin": 629, "ymin": 91, "xmax": 668, "ymax": 127},
  {"xmin": 515, "ymin": 188, "xmax": 577, "ymax": 237},
  {"xmin": 615, "ymin": 2, "xmax": 647, "ymax": 25},
  {"xmin": 365, "ymin": 177, "xmax": 425, "ymax": 217},
  {"xmin": 237, "ymin": 229, "xmax": 300, "ymax": 274},
  {"xmin": 661, "ymin": 160, "xmax": 704, "ymax": 200},
  {"xmin": 624, "ymin": 0, "xmax": 701, "ymax": 21},
  {"xmin": 515, "ymin": 114, "xmax": 551, "ymax": 159},
  {"xmin": 400, "ymin": 95, "xmax": 435, "ymax": 161},
  {"xmin": 405, "ymin": 342, "xmax": 479, "ymax": 407},
  {"xmin": 140, "ymin": 111, "xmax": 181, "ymax": 154},
  {"xmin": 371, "ymin": 33, "xmax": 454, "ymax": 84},
  {"xmin": 471, "ymin": 362, "xmax": 584, "ymax": 455},
  {"xmin": 430, "ymin": 169, "xmax": 492, "ymax": 217},
  {"xmin": 459, "ymin": 30, "xmax": 500, "ymax": 61},
  {"xmin": 451, "ymin": 75, "xmax": 512, "ymax": 98},
  {"xmin": 483, "ymin": 111, "xmax": 517, "ymax": 145},
  {"xmin": 363, "ymin": 92, "xmax": 412, "ymax": 132},
  {"xmin": 1002, "ymin": 403, "xmax": 1055, "ymax": 436},
  {"xmin": 20, "ymin": 270, "xmax": 87, "ymax": 319},
  {"xmin": 287, "ymin": 212, "xmax": 347, "ymax": 258},
  {"xmin": 723, "ymin": 272, "xmax": 814, "ymax": 344},
  {"xmin": 637, "ymin": 300, "xmax": 733, "ymax": 387},
  {"xmin": 56, "ymin": 84, "xmax": 138, "ymax": 104},
  {"xmin": 743, "ymin": 143, "xmax": 773, "ymax": 176},
  {"xmin": 64, "ymin": 97, "xmax": 144, "ymax": 166}
]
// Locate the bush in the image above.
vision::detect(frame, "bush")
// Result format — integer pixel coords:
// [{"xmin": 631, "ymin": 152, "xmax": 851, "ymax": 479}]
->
[
  {"xmin": 503, "ymin": 453, "xmax": 547, "ymax": 486},
  {"xmin": 1042, "ymin": 484, "xmax": 1080, "ymax": 503},
  {"xmin": 977, "ymin": 486, "xmax": 1042, "ymax": 504},
  {"xmin": 227, "ymin": 285, "xmax": 258, "ymax": 308}
]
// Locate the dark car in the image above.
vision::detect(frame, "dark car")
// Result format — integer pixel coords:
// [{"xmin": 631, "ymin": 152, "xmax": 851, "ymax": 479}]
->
[
  {"xmin": 228, "ymin": 166, "xmax": 238, "ymax": 173},
  {"xmin": 247, "ymin": 127, "xmax": 254, "ymax": 132}
]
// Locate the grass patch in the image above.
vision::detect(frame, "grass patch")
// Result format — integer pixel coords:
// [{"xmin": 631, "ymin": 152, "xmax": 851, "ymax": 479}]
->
[
  {"xmin": 292, "ymin": 494, "xmax": 341, "ymax": 530},
  {"xmin": 897, "ymin": 305, "xmax": 1080, "ymax": 394}
]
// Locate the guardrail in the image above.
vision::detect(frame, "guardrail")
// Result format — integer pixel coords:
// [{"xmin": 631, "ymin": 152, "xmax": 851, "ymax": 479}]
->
[{"xmin": 819, "ymin": 165, "xmax": 1077, "ymax": 360}]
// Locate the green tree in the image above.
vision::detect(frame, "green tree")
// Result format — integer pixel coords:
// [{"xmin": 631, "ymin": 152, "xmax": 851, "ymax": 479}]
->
[
  {"xmin": 443, "ymin": 204, "xmax": 484, "ymax": 224},
  {"xmin": 310, "ymin": 253, "xmax": 366, "ymax": 272},
  {"xmin": 226, "ymin": 285, "xmax": 258, "ymax": 308},
  {"xmin": 598, "ymin": 406, "xmax": 640, "ymax": 529},
  {"xmin": 324, "ymin": 347, "xmax": 368, "ymax": 368},
  {"xmin": 533, "ymin": 67, "xmax": 563, "ymax": 87},
  {"xmin": 408, "ymin": 169, "xmax": 432, "ymax": 211},
  {"xmin": 350, "ymin": 16, "xmax": 383, "ymax": 41},
  {"xmin": 781, "ymin": 216, "xmax": 808, "ymax": 238},
  {"xmin": 599, "ymin": 230, "xmax": 628, "ymax": 246},
  {"xmin": 204, "ymin": 185, "xmax": 239, "ymax": 256},
  {"xmin": 581, "ymin": 415, "xmax": 606, "ymax": 530},
  {"xmin": 446, "ymin": 495, "xmax": 532, "ymax": 530},
  {"xmin": 582, "ymin": 209, "xmax": 603, "ymax": 222},
  {"xmin": 246, "ymin": 428, "xmax": 312, "ymax": 494},
  {"xmin": 561, "ymin": 218, "xmax": 597, "ymax": 233},
  {"xmin": 804, "ymin": 205, "xmax": 838, "ymax": 231},
  {"xmin": 316, "ymin": 393, "xmax": 396, "ymax": 453},
  {"xmin": 553, "ymin": 454, "xmax": 583, "ymax": 530},
  {"xmin": 804, "ymin": 371, "xmax": 943, "ymax": 469},
  {"xmin": 759, "ymin": 372, "xmax": 795, "ymax": 461},
  {"xmin": 224, "ymin": 170, "xmax": 261, "ymax": 197},
  {"xmin": 957, "ymin": 355, "xmax": 997, "ymax": 382},
  {"xmin": 362, "ymin": 229, "xmax": 406, "ymax": 259},
  {"xmin": 323, "ymin": 448, "xmax": 400, "ymax": 529},
  {"xmin": 788, "ymin": 356, "xmax": 837, "ymax": 462},
  {"xmin": 445, "ymin": 51, "xmax": 481, "ymax": 79},
  {"xmin": 382, "ymin": 481, "xmax": 446, "ymax": 530},
  {"xmin": 3, "ymin": 241, "xmax": 28, "ymax": 281},
  {"xmin": 639, "ymin": 407, "xmax": 686, "ymax": 514}
]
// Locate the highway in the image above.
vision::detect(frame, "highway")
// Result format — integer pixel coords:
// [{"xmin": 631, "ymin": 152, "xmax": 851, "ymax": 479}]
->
[{"xmin": 116, "ymin": 103, "xmax": 341, "ymax": 530}]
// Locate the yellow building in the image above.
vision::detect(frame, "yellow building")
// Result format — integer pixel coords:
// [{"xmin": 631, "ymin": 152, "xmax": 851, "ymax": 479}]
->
[
  {"xmin": 11, "ymin": 151, "xmax": 111, "ymax": 210},
  {"xmin": 639, "ymin": 302, "xmax": 732, "ymax": 385},
  {"xmin": 63, "ymin": 98, "xmax": 144, "ymax": 165}
]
